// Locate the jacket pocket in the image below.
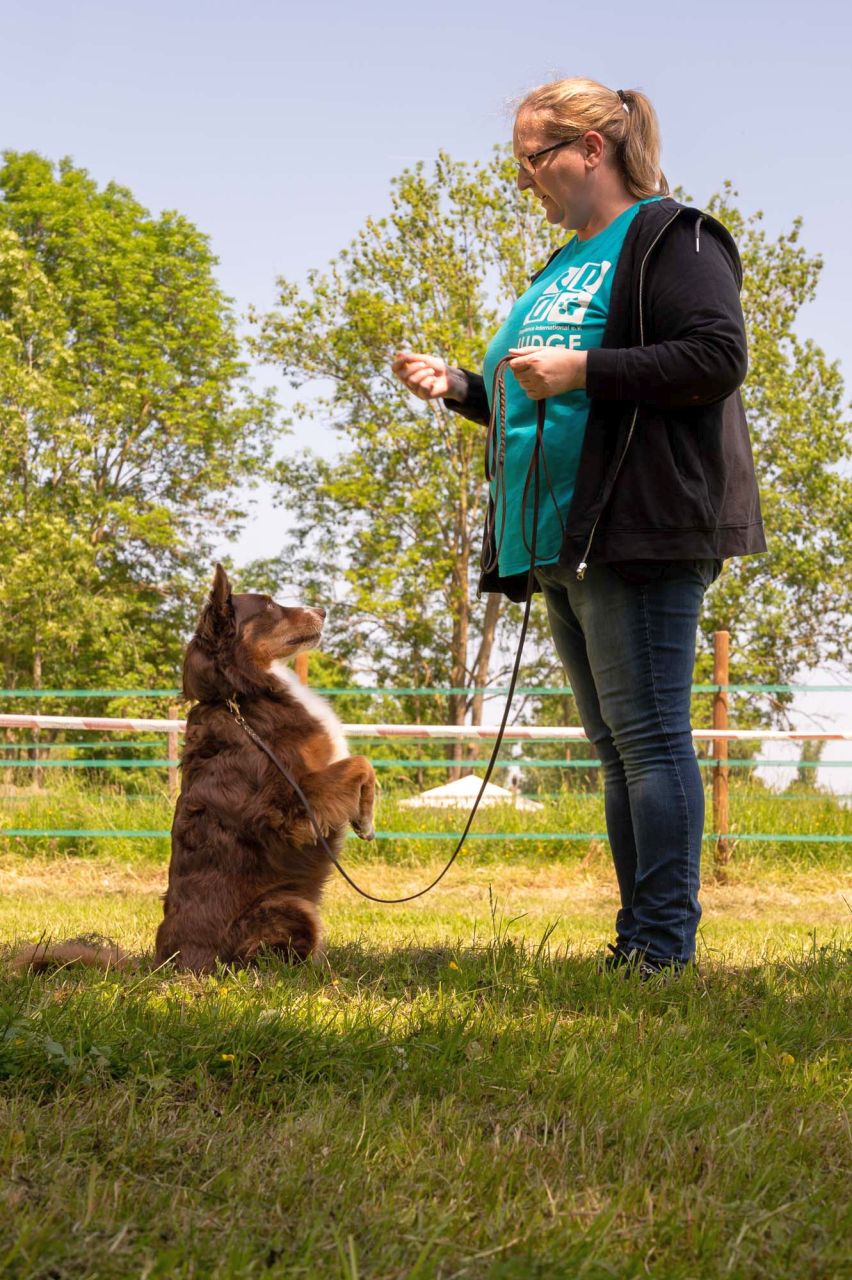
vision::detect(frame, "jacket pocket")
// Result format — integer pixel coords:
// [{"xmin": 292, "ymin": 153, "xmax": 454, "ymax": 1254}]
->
[{"xmin": 605, "ymin": 411, "xmax": 717, "ymax": 532}]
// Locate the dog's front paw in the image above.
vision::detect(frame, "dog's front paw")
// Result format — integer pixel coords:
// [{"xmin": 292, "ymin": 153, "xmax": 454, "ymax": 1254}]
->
[{"xmin": 351, "ymin": 818, "xmax": 375, "ymax": 841}]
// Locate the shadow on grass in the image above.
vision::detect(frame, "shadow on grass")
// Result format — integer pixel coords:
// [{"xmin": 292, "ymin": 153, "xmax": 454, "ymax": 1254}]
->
[{"xmin": 2, "ymin": 927, "xmax": 849, "ymax": 1104}]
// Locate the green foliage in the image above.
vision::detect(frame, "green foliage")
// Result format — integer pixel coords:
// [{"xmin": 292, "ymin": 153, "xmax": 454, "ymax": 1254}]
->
[
  {"xmin": 255, "ymin": 160, "xmax": 851, "ymax": 735},
  {"xmin": 0, "ymin": 152, "xmax": 280, "ymax": 700},
  {"xmin": 693, "ymin": 185, "xmax": 852, "ymax": 728}
]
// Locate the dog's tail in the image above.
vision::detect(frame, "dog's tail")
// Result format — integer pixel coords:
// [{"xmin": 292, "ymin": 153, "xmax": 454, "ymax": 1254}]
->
[{"xmin": 11, "ymin": 935, "xmax": 132, "ymax": 974}]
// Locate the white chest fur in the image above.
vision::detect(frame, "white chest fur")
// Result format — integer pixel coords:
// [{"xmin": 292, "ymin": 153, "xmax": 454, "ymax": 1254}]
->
[{"xmin": 267, "ymin": 660, "xmax": 349, "ymax": 764}]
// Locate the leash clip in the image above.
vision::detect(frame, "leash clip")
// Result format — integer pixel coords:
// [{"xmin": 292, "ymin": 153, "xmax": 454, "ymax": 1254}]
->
[{"xmin": 226, "ymin": 696, "xmax": 252, "ymax": 737}]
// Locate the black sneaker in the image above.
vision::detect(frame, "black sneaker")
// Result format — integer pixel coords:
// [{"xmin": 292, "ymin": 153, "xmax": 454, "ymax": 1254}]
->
[
  {"xmin": 597, "ymin": 941, "xmax": 633, "ymax": 974},
  {"xmin": 632, "ymin": 954, "xmax": 687, "ymax": 983}
]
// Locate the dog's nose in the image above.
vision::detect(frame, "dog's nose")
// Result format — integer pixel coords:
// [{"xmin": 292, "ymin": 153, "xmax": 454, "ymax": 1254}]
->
[{"xmin": 313, "ymin": 607, "xmax": 326, "ymax": 620}]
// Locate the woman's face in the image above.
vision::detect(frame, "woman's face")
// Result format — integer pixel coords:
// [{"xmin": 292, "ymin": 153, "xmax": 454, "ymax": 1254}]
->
[{"xmin": 513, "ymin": 110, "xmax": 601, "ymax": 232}]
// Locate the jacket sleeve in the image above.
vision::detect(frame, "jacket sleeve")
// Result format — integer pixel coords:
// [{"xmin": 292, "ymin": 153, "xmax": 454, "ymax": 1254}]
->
[
  {"xmin": 585, "ymin": 221, "xmax": 748, "ymax": 409},
  {"xmin": 442, "ymin": 368, "xmax": 491, "ymax": 426}
]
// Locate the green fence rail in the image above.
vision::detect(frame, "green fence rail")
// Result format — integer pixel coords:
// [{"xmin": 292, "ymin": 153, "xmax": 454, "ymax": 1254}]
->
[
  {"xmin": 3, "ymin": 687, "xmax": 849, "ymax": 848},
  {"xmin": 3, "ymin": 684, "xmax": 852, "ymax": 698},
  {"xmin": 2, "ymin": 829, "xmax": 850, "ymax": 843},
  {"xmin": 2, "ymin": 757, "xmax": 852, "ymax": 770},
  {"xmin": 0, "ymin": 740, "xmax": 170, "ymax": 750}
]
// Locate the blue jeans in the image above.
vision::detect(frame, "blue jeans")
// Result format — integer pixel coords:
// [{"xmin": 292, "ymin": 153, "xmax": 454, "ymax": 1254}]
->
[{"xmin": 535, "ymin": 558, "xmax": 720, "ymax": 966}]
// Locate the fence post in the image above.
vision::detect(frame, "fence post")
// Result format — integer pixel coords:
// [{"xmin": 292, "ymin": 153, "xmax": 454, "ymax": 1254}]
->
[
  {"xmin": 32, "ymin": 725, "xmax": 43, "ymax": 791},
  {"xmin": 295, "ymin": 652, "xmax": 309, "ymax": 686},
  {"xmin": 33, "ymin": 647, "xmax": 43, "ymax": 789},
  {"xmin": 168, "ymin": 705, "xmax": 180, "ymax": 803},
  {"xmin": 3, "ymin": 726, "xmax": 14, "ymax": 788},
  {"xmin": 713, "ymin": 630, "xmax": 730, "ymax": 874}
]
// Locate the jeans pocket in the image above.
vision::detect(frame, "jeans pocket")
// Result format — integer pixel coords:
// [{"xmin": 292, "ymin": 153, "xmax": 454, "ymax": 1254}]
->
[
  {"xmin": 608, "ymin": 560, "xmax": 668, "ymax": 586},
  {"xmin": 700, "ymin": 558, "xmax": 724, "ymax": 588},
  {"xmin": 609, "ymin": 559, "xmax": 723, "ymax": 589}
]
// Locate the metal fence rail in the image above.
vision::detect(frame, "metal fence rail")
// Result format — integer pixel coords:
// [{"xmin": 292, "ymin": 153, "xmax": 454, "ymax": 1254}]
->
[
  {"xmin": 4, "ymin": 714, "xmax": 851, "ymax": 741},
  {"xmin": 3, "ymin": 634, "xmax": 850, "ymax": 868}
]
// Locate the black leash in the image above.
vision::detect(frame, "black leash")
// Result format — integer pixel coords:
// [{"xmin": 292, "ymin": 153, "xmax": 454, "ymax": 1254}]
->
[{"xmin": 228, "ymin": 358, "xmax": 548, "ymax": 904}]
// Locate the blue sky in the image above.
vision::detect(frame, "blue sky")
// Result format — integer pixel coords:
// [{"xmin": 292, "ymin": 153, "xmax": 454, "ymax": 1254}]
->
[
  {"xmin": 3, "ymin": 0, "xmax": 850, "ymax": 784},
  {"xmin": 3, "ymin": 0, "xmax": 849, "ymax": 365},
  {"xmin": 5, "ymin": 0, "xmax": 849, "ymax": 539}
]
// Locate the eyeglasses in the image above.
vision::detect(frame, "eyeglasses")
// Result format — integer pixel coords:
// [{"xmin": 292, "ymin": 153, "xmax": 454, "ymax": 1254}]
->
[{"xmin": 518, "ymin": 133, "xmax": 584, "ymax": 175}]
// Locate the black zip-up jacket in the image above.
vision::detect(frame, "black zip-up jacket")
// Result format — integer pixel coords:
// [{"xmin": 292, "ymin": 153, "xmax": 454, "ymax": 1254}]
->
[{"xmin": 445, "ymin": 197, "xmax": 766, "ymax": 602}]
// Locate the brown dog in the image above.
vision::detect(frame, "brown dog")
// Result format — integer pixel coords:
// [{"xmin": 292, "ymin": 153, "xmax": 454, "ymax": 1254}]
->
[
  {"xmin": 14, "ymin": 566, "xmax": 375, "ymax": 975},
  {"xmin": 154, "ymin": 564, "xmax": 375, "ymax": 971}
]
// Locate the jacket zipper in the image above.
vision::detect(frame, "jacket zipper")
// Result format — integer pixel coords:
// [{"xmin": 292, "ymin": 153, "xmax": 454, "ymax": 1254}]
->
[{"xmin": 575, "ymin": 208, "xmax": 683, "ymax": 580}]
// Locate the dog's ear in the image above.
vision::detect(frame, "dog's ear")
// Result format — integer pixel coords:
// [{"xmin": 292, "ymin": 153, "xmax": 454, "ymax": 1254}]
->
[
  {"xmin": 210, "ymin": 563, "xmax": 232, "ymax": 616},
  {"xmin": 195, "ymin": 564, "xmax": 235, "ymax": 650},
  {"xmin": 184, "ymin": 566, "xmax": 237, "ymax": 701}
]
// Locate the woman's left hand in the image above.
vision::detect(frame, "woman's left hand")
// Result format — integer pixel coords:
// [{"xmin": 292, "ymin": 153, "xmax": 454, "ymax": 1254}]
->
[{"xmin": 507, "ymin": 346, "xmax": 587, "ymax": 399}]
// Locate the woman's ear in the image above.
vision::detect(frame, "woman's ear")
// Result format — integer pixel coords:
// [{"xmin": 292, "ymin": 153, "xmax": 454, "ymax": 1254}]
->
[{"xmin": 582, "ymin": 129, "xmax": 606, "ymax": 170}]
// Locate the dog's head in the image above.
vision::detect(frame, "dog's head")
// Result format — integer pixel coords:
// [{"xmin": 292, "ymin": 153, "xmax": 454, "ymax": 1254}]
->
[{"xmin": 183, "ymin": 564, "xmax": 326, "ymax": 702}]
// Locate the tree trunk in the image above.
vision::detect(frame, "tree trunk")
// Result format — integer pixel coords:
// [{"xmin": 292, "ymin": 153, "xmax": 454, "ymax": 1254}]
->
[
  {"xmin": 2, "ymin": 725, "xmax": 14, "ymax": 788},
  {"xmin": 797, "ymin": 738, "xmax": 825, "ymax": 788},
  {"xmin": 467, "ymin": 593, "xmax": 502, "ymax": 766},
  {"xmin": 414, "ymin": 685, "xmax": 424, "ymax": 792},
  {"xmin": 447, "ymin": 557, "xmax": 470, "ymax": 780},
  {"xmin": 469, "ymin": 593, "xmax": 502, "ymax": 727},
  {"xmin": 32, "ymin": 644, "xmax": 43, "ymax": 790}
]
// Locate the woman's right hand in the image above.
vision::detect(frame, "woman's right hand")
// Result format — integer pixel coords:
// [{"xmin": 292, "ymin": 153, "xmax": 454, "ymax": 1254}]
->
[{"xmin": 391, "ymin": 351, "xmax": 454, "ymax": 401}]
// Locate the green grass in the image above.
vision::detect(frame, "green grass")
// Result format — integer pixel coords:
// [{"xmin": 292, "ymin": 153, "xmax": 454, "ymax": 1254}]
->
[
  {"xmin": 2, "ymin": 775, "xmax": 851, "ymax": 870},
  {"xmin": 1, "ymin": 821, "xmax": 850, "ymax": 1279}
]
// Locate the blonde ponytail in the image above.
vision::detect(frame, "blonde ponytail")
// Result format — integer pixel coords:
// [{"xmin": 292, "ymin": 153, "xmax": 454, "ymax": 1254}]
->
[{"xmin": 516, "ymin": 77, "xmax": 669, "ymax": 199}]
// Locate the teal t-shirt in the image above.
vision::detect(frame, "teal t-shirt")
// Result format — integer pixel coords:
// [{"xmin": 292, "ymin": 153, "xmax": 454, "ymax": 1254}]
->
[{"xmin": 483, "ymin": 197, "xmax": 662, "ymax": 576}]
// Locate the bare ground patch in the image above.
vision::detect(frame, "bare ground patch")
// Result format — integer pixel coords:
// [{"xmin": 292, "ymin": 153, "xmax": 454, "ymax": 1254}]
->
[{"xmin": 2, "ymin": 853, "xmax": 849, "ymax": 928}]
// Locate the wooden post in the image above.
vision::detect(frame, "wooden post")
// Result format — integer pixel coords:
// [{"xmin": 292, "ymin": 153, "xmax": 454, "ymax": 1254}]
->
[
  {"xmin": 168, "ymin": 705, "xmax": 180, "ymax": 803},
  {"xmin": 32, "ymin": 725, "xmax": 43, "ymax": 791},
  {"xmin": 3, "ymin": 725, "xmax": 15, "ymax": 788},
  {"xmin": 712, "ymin": 630, "xmax": 730, "ymax": 874},
  {"xmin": 294, "ymin": 652, "xmax": 309, "ymax": 686},
  {"xmin": 33, "ymin": 647, "xmax": 43, "ymax": 790}
]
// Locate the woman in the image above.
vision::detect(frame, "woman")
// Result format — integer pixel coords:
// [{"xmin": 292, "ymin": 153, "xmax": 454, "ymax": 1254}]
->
[{"xmin": 392, "ymin": 77, "xmax": 765, "ymax": 975}]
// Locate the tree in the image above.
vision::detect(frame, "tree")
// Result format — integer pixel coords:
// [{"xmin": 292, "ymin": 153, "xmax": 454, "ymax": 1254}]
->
[
  {"xmin": 250, "ymin": 149, "xmax": 562, "ymax": 769},
  {"xmin": 0, "ymin": 152, "xmax": 279, "ymax": 707},
  {"xmin": 254, "ymin": 156, "xmax": 850, "ymax": 760},
  {"xmin": 691, "ymin": 186, "xmax": 852, "ymax": 744},
  {"xmin": 795, "ymin": 737, "xmax": 826, "ymax": 790}
]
